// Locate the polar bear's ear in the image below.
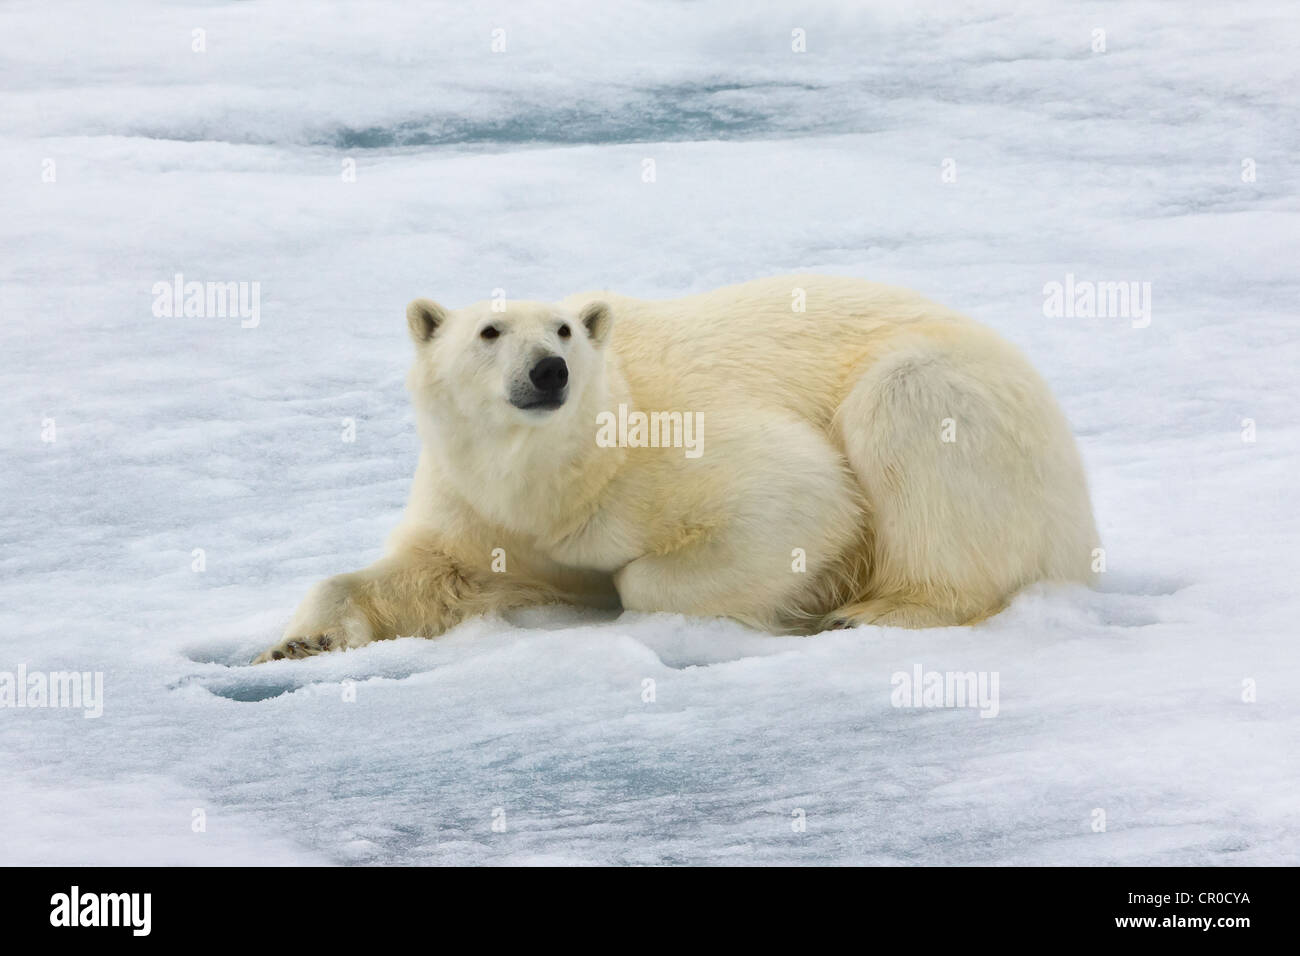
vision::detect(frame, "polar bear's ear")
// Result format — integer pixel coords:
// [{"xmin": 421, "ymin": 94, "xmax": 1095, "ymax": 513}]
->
[
  {"xmin": 580, "ymin": 301, "xmax": 613, "ymax": 346},
  {"xmin": 406, "ymin": 298, "xmax": 447, "ymax": 344}
]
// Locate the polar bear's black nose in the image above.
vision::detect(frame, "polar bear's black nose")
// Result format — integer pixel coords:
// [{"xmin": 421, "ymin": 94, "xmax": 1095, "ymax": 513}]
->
[{"xmin": 529, "ymin": 356, "xmax": 568, "ymax": 392}]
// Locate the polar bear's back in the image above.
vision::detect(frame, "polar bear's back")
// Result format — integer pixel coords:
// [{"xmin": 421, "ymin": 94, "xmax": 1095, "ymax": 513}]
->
[{"xmin": 563, "ymin": 274, "xmax": 985, "ymax": 424}]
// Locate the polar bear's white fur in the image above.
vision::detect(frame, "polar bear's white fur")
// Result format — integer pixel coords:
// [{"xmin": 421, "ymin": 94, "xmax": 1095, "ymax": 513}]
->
[{"xmin": 254, "ymin": 275, "xmax": 1098, "ymax": 661}]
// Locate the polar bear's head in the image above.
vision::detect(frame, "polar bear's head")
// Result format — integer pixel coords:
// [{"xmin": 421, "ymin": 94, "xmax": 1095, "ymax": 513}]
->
[{"xmin": 404, "ymin": 296, "xmax": 613, "ymax": 432}]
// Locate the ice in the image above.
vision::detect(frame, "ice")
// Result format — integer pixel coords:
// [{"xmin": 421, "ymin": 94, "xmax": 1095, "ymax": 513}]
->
[{"xmin": 1, "ymin": 0, "xmax": 1297, "ymax": 864}]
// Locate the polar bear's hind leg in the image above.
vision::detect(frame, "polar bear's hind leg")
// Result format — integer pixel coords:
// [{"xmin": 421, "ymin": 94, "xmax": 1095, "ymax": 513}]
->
[{"xmin": 828, "ymin": 334, "xmax": 1097, "ymax": 630}]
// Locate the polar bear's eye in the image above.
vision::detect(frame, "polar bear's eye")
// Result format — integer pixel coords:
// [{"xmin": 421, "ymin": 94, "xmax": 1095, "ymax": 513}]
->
[
  {"xmin": 557, "ymin": 324, "xmax": 571, "ymax": 338},
  {"xmin": 479, "ymin": 325, "xmax": 500, "ymax": 341}
]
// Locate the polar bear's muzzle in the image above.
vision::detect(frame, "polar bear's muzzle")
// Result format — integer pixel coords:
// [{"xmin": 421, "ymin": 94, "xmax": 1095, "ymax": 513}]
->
[{"xmin": 510, "ymin": 355, "xmax": 569, "ymax": 411}]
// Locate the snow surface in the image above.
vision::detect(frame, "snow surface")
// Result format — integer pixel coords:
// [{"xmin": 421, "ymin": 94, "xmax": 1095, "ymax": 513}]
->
[{"xmin": 1, "ymin": 0, "xmax": 1298, "ymax": 865}]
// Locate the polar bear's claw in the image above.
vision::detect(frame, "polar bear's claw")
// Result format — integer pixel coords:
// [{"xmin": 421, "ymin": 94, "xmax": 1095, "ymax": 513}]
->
[{"xmin": 252, "ymin": 632, "xmax": 336, "ymax": 664}]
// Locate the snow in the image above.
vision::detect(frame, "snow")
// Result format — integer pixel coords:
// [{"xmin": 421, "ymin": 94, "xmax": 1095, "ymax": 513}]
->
[{"xmin": 2, "ymin": 0, "xmax": 1298, "ymax": 865}]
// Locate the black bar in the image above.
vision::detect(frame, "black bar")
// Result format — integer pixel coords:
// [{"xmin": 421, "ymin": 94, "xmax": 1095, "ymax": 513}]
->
[{"xmin": 5, "ymin": 866, "xmax": 1282, "ymax": 942}]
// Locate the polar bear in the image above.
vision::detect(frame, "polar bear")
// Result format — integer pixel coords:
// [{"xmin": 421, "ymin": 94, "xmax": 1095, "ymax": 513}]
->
[{"xmin": 254, "ymin": 275, "xmax": 1098, "ymax": 662}]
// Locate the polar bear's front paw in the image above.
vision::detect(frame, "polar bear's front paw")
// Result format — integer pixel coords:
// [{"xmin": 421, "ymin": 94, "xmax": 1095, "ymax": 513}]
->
[
  {"xmin": 252, "ymin": 576, "xmax": 375, "ymax": 664},
  {"xmin": 252, "ymin": 632, "xmax": 338, "ymax": 663}
]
